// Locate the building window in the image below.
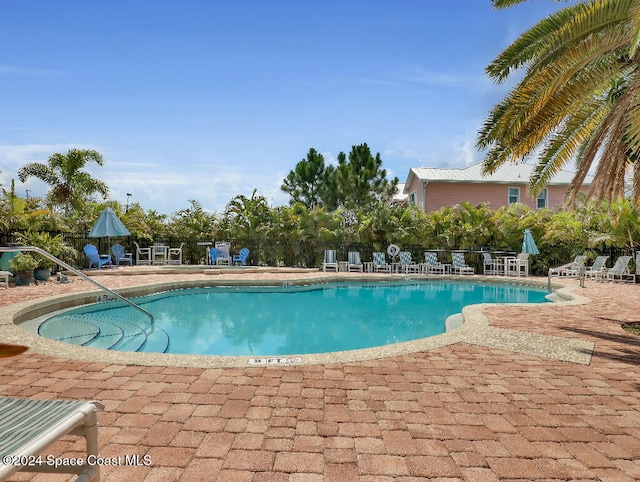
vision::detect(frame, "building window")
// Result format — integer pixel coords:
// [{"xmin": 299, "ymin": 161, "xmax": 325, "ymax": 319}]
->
[
  {"xmin": 409, "ymin": 190, "xmax": 418, "ymax": 206},
  {"xmin": 508, "ymin": 187, "xmax": 520, "ymax": 205},
  {"xmin": 536, "ymin": 188, "xmax": 548, "ymax": 209}
]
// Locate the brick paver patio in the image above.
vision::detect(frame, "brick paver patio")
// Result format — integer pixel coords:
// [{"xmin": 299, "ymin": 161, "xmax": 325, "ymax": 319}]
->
[{"xmin": 1, "ymin": 270, "xmax": 639, "ymax": 481}]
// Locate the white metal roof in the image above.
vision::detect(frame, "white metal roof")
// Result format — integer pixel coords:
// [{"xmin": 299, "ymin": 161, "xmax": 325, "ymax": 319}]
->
[{"xmin": 404, "ymin": 162, "xmax": 591, "ymax": 189}]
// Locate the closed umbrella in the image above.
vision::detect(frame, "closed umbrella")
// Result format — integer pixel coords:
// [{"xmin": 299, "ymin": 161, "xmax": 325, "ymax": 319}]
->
[
  {"xmin": 522, "ymin": 228, "xmax": 539, "ymax": 255},
  {"xmin": 89, "ymin": 207, "xmax": 130, "ymax": 253}
]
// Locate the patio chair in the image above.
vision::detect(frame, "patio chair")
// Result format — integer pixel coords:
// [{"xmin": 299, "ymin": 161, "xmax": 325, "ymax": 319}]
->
[
  {"xmin": 373, "ymin": 252, "xmax": 391, "ymax": 273},
  {"xmin": 0, "ymin": 397, "xmax": 104, "ymax": 481},
  {"xmin": 597, "ymin": 255, "xmax": 635, "ymax": 283},
  {"xmin": 322, "ymin": 249, "xmax": 338, "ymax": 272},
  {"xmin": 506, "ymin": 253, "xmax": 530, "ymax": 277},
  {"xmin": 167, "ymin": 243, "xmax": 185, "ymax": 265},
  {"xmin": 134, "ymin": 242, "xmax": 152, "ymax": 265},
  {"xmin": 422, "ymin": 252, "xmax": 445, "ymax": 274},
  {"xmin": 232, "ymin": 248, "xmax": 250, "ymax": 266},
  {"xmin": 347, "ymin": 251, "xmax": 363, "ymax": 272},
  {"xmin": 83, "ymin": 244, "xmax": 112, "ymax": 269},
  {"xmin": 451, "ymin": 252, "xmax": 474, "ymax": 275},
  {"xmin": 482, "ymin": 252, "xmax": 500, "ymax": 275},
  {"xmin": 215, "ymin": 241, "xmax": 231, "ymax": 265},
  {"xmin": 398, "ymin": 251, "xmax": 420, "ymax": 273},
  {"xmin": 548, "ymin": 255, "xmax": 586, "ymax": 277},
  {"xmin": 111, "ymin": 244, "xmax": 133, "ymax": 267},
  {"xmin": 208, "ymin": 247, "xmax": 220, "ymax": 265},
  {"xmin": 0, "ymin": 270, "xmax": 11, "ymax": 288},
  {"xmin": 584, "ymin": 255, "xmax": 609, "ymax": 279}
]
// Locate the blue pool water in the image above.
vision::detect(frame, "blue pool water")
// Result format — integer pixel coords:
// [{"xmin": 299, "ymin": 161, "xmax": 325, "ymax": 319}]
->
[{"xmin": 29, "ymin": 281, "xmax": 549, "ymax": 356}]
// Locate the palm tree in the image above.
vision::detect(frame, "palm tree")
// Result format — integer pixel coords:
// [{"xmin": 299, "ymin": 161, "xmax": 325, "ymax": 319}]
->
[
  {"xmin": 18, "ymin": 149, "xmax": 109, "ymax": 215},
  {"xmin": 477, "ymin": 0, "xmax": 640, "ymax": 204}
]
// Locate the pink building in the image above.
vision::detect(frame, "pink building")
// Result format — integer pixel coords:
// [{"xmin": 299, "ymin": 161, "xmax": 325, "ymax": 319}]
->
[{"xmin": 402, "ymin": 163, "xmax": 590, "ymax": 212}]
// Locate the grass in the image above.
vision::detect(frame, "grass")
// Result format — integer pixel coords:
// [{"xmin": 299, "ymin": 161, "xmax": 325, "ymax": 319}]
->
[{"xmin": 622, "ymin": 322, "xmax": 640, "ymax": 336}]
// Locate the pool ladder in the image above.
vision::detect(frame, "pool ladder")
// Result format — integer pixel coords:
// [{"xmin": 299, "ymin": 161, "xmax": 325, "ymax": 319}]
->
[{"xmin": 0, "ymin": 246, "xmax": 154, "ymax": 324}]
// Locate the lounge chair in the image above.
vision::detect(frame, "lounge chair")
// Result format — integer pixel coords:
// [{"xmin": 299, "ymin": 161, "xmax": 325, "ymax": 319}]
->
[
  {"xmin": 134, "ymin": 242, "xmax": 152, "ymax": 265},
  {"xmin": 597, "ymin": 255, "xmax": 634, "ymax": 283},
  {"xmin": 584, "ymin": 255, "xmax": 609, "ymax": 279},
  {"xmin": 322, "ymin": 249, "xmax": 338, "ymax": 272},
  {"xmin": 0, "ymin": 397, "xmax": 104, "ymax": 481},
  {"xmin": 422, "ymin": 252, "xmax": 445, "ymax": 274},
  {"xmin": 399, "ymin": 251, "xmax": 420, "ymax": 273},
  {"xmin": 0, "ymin": 270, "xmax": 11, "ymax": 288},
  {"xmin": 482, "ymin": 252, "xmax": 500, "ymax": 275},
  {"xmin": 168, "ymin": 243, "xmax": 185, "ymax": 265},
  {"xmin": 347, "ymin": 251, "xmax": 363, "ymax": 272},
  {"xmin": 506, "ymin": 253, "xmax": 530, "ymax": 277},
  {"xmin": 111, "ymin": 244, "xmax": 133, "ymax": 267},
  {"xmin": 215, "ymin": 242, "xmax": 231, "ymax": 265},
  {"xmin": 373, "ymin": 252, "xmax": 391, "ymax": 273},
  {"xmin": 83, "ymin": 244, "xmax": 112, "ymax": 269},
  {"xmin": 232, "ymin": 248, "xmax": 250, "ymax": 266},
  {"xmin": 208, "ymin": 247, "xmax": 220, "ymax": 265},
  {"xmin": 549, "ymin": 255, "xmax": 586, "ymax": 277},
  {"xmin": 452, "ymin": 252, "xmax": 474, "ymax": 275}
]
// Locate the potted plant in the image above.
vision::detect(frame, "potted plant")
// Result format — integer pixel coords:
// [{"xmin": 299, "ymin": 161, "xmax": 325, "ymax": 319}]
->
[
  {"xmin": 14, "ymin": 231, "xmax": 77, "ymax": 281},
  {"xmin": 8, "ymin": 253, "xmax": 39, "ymax": 286}
]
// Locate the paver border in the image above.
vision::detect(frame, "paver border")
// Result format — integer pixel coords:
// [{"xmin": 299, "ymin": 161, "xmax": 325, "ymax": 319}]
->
[{"xmin": 0, "ymin": 276, "xmax": 594, "ymax": 367}]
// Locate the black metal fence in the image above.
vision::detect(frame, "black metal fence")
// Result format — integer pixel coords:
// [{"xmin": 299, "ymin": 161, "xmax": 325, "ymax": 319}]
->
[{"xmin": 1, "ymin": 231, "xmax": 638, "ymax": 275}]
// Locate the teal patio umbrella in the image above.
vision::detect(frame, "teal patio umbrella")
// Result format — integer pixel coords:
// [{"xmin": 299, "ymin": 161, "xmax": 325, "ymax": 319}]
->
[
  {"xmin": 522, "ymin": 228, "xmax": 539, "ymax": 255},
  {"xmin": 89, "ymin": 207, "xmax": 130, "ymax": 253}
]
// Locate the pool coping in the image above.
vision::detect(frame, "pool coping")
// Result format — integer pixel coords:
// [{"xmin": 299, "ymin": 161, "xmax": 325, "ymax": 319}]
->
[{"xmin": 0, "ymin": 275, "xmax": 595, "ymax": 367}]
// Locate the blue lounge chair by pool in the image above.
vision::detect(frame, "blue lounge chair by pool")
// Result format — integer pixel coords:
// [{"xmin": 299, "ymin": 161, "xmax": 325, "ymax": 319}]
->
[
  {"xmin": 0, "ymin": 397, "xmax": 104, "ymax": 481},
  {"xmin": 232, "ymin": 248, "xmax": 250, "ymax": 266},
  {"xmin": 83, "ymin": 244, "xmax": 112, "ymax": 269},
  {"xmin": 452, "ymin": 252, "xmax": 474, "ymax": 275},
  {"xmin": 209, "ymin": 247, "xmax": 220, "ymax": 265},
  {"xmin": 111, "ymin": 244, "xmax": 133, "ymax": 267}
]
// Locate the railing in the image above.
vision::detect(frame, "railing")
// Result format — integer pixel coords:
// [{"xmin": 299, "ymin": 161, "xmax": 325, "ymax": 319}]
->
[{"xmin": 0, "ymin": 246, "xmax": 154, "ymax": 324}]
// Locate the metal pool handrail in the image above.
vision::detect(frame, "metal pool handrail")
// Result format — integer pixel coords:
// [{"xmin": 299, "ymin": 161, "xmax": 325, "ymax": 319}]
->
[{"xmin": 0, "ymin": 246, "xmax": 154, "ymax": 324}]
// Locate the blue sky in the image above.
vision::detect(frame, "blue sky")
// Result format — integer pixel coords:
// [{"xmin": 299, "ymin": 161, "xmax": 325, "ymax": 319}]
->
[{"xmin": 0, "ymin": 0, "xmax": 561, "ymax": 215}]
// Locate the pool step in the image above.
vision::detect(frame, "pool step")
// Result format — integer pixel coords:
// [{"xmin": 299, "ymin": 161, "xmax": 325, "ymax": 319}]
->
[{"xmin": 38, "ymin": 312, "xmax": 169, "ymax": 353}]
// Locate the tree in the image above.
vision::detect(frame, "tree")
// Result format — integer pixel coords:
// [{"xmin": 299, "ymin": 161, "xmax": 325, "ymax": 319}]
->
[
  {"xmin": 477, "ymin": 0, "xmax": 640, "ymax": 204},
  {"xmin": 281, "ymin": 148, "xmax": 330, "ymax": 209},
  {"xmin": 332, "ymin": 143, "xmax": 399, "ymax": 210},
  {"xmin": 18, "ymin": 149, "xmax": 109, "ymax": 215}
]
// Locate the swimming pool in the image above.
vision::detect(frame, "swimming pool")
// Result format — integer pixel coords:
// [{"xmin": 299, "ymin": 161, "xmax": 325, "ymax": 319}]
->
[{"xmin": 23, "ymin": 280, "xmax": 550, "ymax": 356}]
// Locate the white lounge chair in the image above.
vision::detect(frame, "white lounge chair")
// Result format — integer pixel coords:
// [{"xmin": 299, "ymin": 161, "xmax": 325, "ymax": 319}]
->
[
  {"xmin": 597, "ymin": 255, "xmax": 634, "ymax": 283},
  {"xmin": 347, "ymin": 251, "xmax": 363, "ymax": 272},
  {"xmin": 0, "ymin": 397, "xmax": 104, "ymax": 481},
  {"xmin": 452, "ymin": 252, "xmax": 474, "ymax": 275},
  {"xmin": 322, "ymin": 249, "xmax": 338, "ymax": 272},
  {"xmin": 422, "ymin": 252, "xmax": 445, "ymax": 274},
  {"xmin": 549, "ymin": 255, "xmax": 586, "ymax": 277},
  {"xmin": 584, "ymin": 255, "xmax": 609, "ymax": 279}
]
